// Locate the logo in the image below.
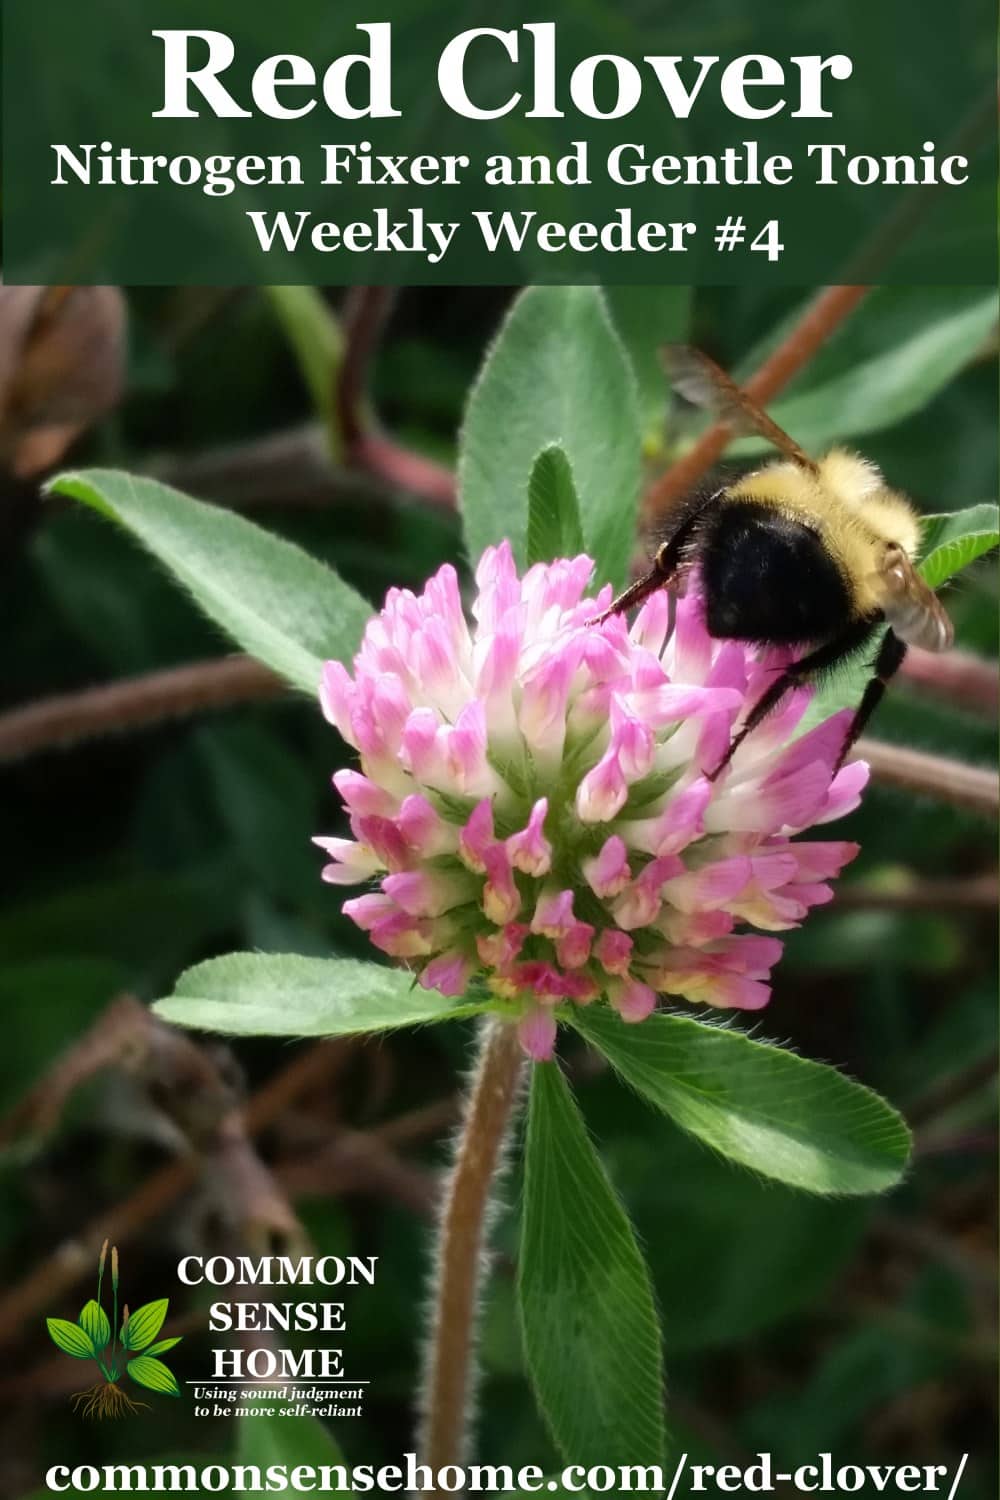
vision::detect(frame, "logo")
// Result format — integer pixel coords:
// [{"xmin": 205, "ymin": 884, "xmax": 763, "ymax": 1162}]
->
[{"xmin": 46, "ymin": 1240, "xmax": 183, "ymax": 1418}]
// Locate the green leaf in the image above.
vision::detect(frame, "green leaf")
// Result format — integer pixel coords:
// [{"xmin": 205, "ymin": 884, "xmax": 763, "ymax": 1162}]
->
[
  {"xmin": 604, "ymin": 286, "xmax": 691, "ymax": 441},
  {"xmin": 153, "ymin": 953, "xmax": 487, "ymax": 1037},
  {"xmin": 144, "ymin": 1336, "xmax": 183, "ymax": 1356},
  {"xmin": 46, "ymin": 1317, "xmax": 95, "ymax": 1359},
  {"xmin": 238, "ymin": 1400, "xmax": 347, "ymax": 1467},
  {"xmin": 573, "ymin": 1009, "xmax": 910, "ymax": 1196},
  {"xmin": 518, "ymin": 1061, "xmax": 665, "ymax": 1470},
  {"xmin": 0, "ymin": 959, "xmax": 126, "ymax": 1121},
  {"xmin": 459, "ymin": 286, "xmax": 641, "ymax": 589},
  {"xmin": 126, "ymin": 1355, "xmax": 181, "ymax": 1397},
  {"xmin": 122, "ymin": 1297, "xmax": 169, "ymax": 1350},
  {"xmin": 584, "ymin": 1084, "xmax": 870, "ymax": 1353},
  {"xmin": 728, "ymin": 292, "xmax": 999, "ymax": 455},
  {"xmin": 79, "ymin": 1300, "xmax": 111, "ymax": 1351},
  {"xmin": 526, "ymin": 446, "xmax": 586, "ymax": 566},
  {"xmin": 263, "ymin": 286, "xmax": 344, "ymax": 455},
  {"xmin": 918, "ymin": 504, "xmax": 999, "ymax": 588},
  {"xmin": 48, "ymin": 469, "xmax": 373, "ymax": 694}
]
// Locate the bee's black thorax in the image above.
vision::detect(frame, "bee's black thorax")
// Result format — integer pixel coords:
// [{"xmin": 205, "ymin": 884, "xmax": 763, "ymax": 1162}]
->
[{"xmin": 698, "ymin": 500, "xmax": 866, "ymax": 646}]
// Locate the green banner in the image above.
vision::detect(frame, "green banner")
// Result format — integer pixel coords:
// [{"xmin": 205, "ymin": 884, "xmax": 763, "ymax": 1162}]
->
[{"xmin": 3, "ymin": 0, "xmax": 995, "ymax": 284}]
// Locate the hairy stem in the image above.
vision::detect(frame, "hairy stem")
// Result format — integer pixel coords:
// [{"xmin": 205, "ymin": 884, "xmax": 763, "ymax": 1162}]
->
[
  {"xmin": 854, "ymin": 737, "xmax": 999, "ymax": 817},
  {"xmin": 899, "ymin": 646, "xmax": 999, "ymax": 718},
  {"xmin": 419, "ymin": 1018, "xmax": 525, "ymax": 1474},
  {"xmin": 0, "ymin": 656, "xmax": 282, "ymax": 761}
]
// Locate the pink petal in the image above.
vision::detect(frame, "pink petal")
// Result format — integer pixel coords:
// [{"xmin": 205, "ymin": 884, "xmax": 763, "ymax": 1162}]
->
[
  {"xmin": 785, "ymin": 880, "xmax": 835, "ymax": 909},
  {"xmin": 707, "ymin": 761, "xmax": 831, "ymax": 835},
  {"xmin": 613, "ymin": 855, "xmax": 684, "ymax": 930},
  {"xmin": 594, "ymin": 929, "xmax": 634, "ymax": 974},
  {"xmin": 513, "ymin": 960, "xmax": 570, "ymax": 998},
  {"xmin": 701, "ymin": 974, "xmax": 773, "ymax": 1010},
  {"xmin": 531, "ymin": 888, "xmax": 577, "ymax": 937},
  {"xmin": 473, "ymin": 621, "xmax": 522, "ymax": 737},
  {"xmin": 656, "ymin": 908, "xmax": 735, "ymax": 945},
  {"xmin": 519, "ymin": 647, "xmax": 578, "ymax": 758},
  {"xmin": 784, "ymin": 840, "xmax": 861, "ymax": 880},
  {"xmin": 459, "ymin": 798, "xmax": 496, "ymax": 872},
  {"xmin": 399, "ymin": 706, "xmax": 441, "ymax": 781},
  {"xmin": 443, "ymin": 701, "xmax": 491, "ymax": 794},
  {"xmin": 661, "ymin": 855, "xmax": 752, "ymax": 913},
  {"xmin": 332, "ymin": 769, "xmax": 397, "ymax": 818},
  {"xmin": 583, "ymin": 836, "xmax": 632, "ymax": 898},
  {"xmin": 423, "ymin": 563, "xmax": 467, "ymax": 647},
  {"xmin": 414, "ymin": 617, "xmax": 460, "ymax": 699},
  {"xmin": 763, "ymin": 709, "xmax": 854, "ymax": 784},
  {"xmin": 320, "ymin": 660, "xmax": 358, "ymax": 743},
  {"xmin": 476, "ymin": 923, "xmax": 528, "ymax": 968},
  {"xmin": 482, "ymin": 845, "xmax": 521, "ymax": 924},
  {"xmin": 507, "ymin": 798, "xmax": 553, "ymax": 877},
  {"xmin": 631, "ymin": 682, "xmax": 743, "ymax": 730},
  {"xmin": 382, "ymin": 868, "xmax": 472, "ymax": 918},
  {"xmin": 576, "ymin": 749, "xmax": 628, "ymax": 823},
  {"xmin": 473, "ymin": 541, "xmax": 521, "ymax": 632},
  {"xmin": 368, "ymin": 911, "xmax": 435, "ymax": 959},
  {"xmin": 313, "ymin": 836, "xmax": 382, "ymax": 884},
  {"xmin": 648, "ymin": 777, "xmax": 713, "ymax": 855},
  {"xmin": 714, "ymin": 934, "xmax": 785, "ymax": 976},
  {"xmin": 814, "ymin": 760, "xmax": 870, "ymax": 824},
  {"xmin": 419, "ymin": 952, "xmax": 474, "ymax": 998},
  {"xmin": 555, "ymin": 919, "xmax": 595, "ymax": 969},
  {"xmin": 342, "ymin": 892, "xmax": 395, "ymax": 931},
  {"xmin": 669, "ymin": 590, "xmax": 714, "ymax": 681},
  {"xmin": 518, "ymin": 1009, "xmax": 558, "ymax": 1061},
  {"xmin": 369, "ymin": 675, "xmax": 411, "ymax": 748},
  {"xmin": 749, "ymin": 851, "xmax": 801, "ymax": 891},
  {"xmin": 610, "ymin": 976, "xmax": 657, "ymax": 1023},
  {"xmin": 630, "ymin": 590, "xmax": 672, "ymax": 654},
  {"xmin": 352, "ymin": 815, "xmax": 410, "ymax": 872},
  {"xmin": 609, "ymin": 698, "xmax": 655, "ymax": 778},
  {"xmin": 397, "ymin": 794, "xmax": 455, "ymax": 857}
]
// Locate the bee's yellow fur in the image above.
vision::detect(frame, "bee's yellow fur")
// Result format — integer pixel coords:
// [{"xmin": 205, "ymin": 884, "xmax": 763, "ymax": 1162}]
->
[{"xmin": 725, "ymin": 447, "xmax": 922, "ymax": 617}]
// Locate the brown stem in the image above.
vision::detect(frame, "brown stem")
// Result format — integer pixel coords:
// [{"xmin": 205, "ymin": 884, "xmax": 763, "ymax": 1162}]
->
[
  {"xmin": 899, "ymin": 647, "xmax": 999, "ymax": 719},
  {"xmin": 0, "ymin": 656, "xmax": 283, "ymax": 761},
  {"xmin": 855, "ymin": 736, "xmax": 1000, "ymax": 817},
  {"xmin": 833, "ymin": 872, "xmax": 999, "ymax": 912},
  {"xmin": 336, "ymin": 286, "xmax": 396, "ymax": 450},
  {"xmin": 644, "ymin": 284, "xmax": 871, "ymax": 523},
  {"xmin": 906, "ymin": 1052, "xmax": 999, "ymax": 1127},
  {"xmin": 419, "ymin": 1017, "xmax": 525, "ymax": 1473},
  {"xmin": 352, "ymin": 431, "xmax": 456, "ymax": 508}
]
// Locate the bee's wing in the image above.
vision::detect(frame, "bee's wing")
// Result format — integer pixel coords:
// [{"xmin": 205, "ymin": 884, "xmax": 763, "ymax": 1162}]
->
[
  {"xmin": 662, "ymin": 345, "xmax": 819, "ymax": 473},
  {"xmin": 872, "ymin": 545, "xmax": 954, "ymax": 652}
]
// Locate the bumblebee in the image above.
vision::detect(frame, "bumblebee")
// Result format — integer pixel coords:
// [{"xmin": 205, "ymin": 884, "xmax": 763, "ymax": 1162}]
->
[{"xmin": 594, "ymin": 346, "xmax": 953, "ymax": 779}]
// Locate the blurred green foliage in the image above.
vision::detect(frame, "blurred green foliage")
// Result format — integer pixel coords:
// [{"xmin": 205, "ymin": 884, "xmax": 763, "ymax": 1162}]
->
[{"xmin": 0, "ymin": 284, "xmax": 995, "ymax": 1494}]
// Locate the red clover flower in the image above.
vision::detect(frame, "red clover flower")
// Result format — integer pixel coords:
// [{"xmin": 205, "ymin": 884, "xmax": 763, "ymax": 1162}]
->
[{"xmin": 316, "ymin": 544, "xmax": 865, "ymax": 1059}]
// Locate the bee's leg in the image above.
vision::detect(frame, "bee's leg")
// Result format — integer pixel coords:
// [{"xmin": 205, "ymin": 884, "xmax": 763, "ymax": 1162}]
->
[
  {"xmin": 832, "ymin": 628, "xmax": 907, "ymax": 774},
  {"xmin": 588, "ymin": 501, "xmax": 716, "ymax": 626},
  {"xmin": 587, "ymin": 561, "xmax": 668, "ymax": 625},
  {"xmin": 707, "ymin": 619, "xmax": 877, "ymax": 782}
]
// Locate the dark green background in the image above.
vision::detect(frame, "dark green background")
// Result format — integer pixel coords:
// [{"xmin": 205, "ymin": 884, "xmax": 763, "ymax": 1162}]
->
[{"xmin": 2, "ymin": 0, "xmax": 996, "ymax": 283}]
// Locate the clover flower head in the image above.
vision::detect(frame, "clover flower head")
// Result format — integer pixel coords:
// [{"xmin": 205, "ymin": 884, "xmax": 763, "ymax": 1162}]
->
[{"xmin": 316, "ymin": 543, "xmax": 865, "ymax": 1060}]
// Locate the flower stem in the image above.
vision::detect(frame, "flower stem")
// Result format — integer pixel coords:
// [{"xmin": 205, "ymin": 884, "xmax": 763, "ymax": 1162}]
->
[{"xmin": 419, "ymin": 1017, "xmax": 525, "ymax": 1474}]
